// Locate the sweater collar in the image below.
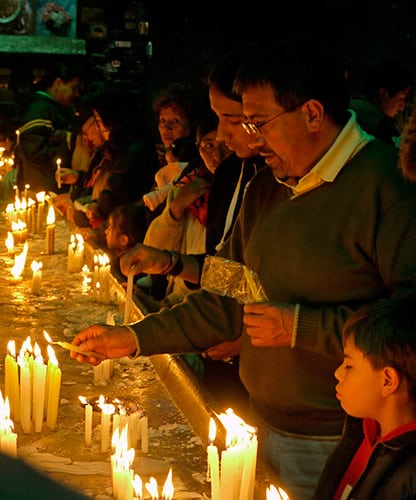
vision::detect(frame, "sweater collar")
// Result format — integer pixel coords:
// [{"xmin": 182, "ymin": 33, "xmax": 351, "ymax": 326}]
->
[{"xmin": 363, "ymin": 418, "xmax": 416, "ymax": 447}]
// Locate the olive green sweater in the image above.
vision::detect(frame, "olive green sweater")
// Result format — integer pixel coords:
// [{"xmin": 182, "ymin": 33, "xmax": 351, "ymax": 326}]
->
[{"xmin": 130, "ymin": 139, "xmax": 416, "ymax": 436}]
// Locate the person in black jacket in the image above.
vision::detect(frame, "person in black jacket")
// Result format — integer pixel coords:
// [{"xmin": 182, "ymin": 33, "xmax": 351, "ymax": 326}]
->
[
  {"xmin": 15, "ymin": 60, "xmax": 83, "ymax": 193},
  {"xmin": 314, "ymin": 291, "xmax": 416, "ymax": 500}
]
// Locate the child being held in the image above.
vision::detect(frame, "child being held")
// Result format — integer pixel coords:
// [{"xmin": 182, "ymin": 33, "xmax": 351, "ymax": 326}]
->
[
  {"xmin": 314, "ymin": 291, "xmax": 416, "ymax": 500},
  {"xmin": 104, "ymin": 203, "xmax": 147, "ymax": 270}
]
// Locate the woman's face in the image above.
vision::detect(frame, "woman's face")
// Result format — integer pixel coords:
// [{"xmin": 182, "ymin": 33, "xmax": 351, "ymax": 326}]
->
[{"xmin": 158, "ymin": 105, "xmax": 192, "ymax": 149}]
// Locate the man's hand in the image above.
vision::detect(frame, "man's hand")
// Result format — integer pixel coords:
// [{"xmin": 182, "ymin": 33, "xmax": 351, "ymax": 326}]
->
[
  {"xmin": 243, "ymin": 302, "xmax": 295, "ymax": 347},
  {"xmin": 204, "ymin": 337, "xmax": 242, "ymax": 361},
  {"xmin": 120, "ymin": 243, "xmax": 171, "ymax": 277},
  {"xmin": 70, "ymin": 324, "xmax": 137, "ymax": 365}
]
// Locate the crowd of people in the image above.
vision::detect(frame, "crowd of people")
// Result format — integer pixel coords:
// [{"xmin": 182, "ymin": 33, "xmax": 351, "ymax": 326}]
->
[{"xmin": 3, "ymin": 36, "xmax": 416, "ymax": 499}]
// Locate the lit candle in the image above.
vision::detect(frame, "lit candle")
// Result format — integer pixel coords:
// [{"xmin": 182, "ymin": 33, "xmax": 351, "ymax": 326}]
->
[
  {"xmin": 99, "ymin": 395, "xmax": 115, "ymax": 453},
  {"xmin": 0, "ymin": 395, "xmax": 17, "ymax": 458},
  {"xmin": 11, "ymin": 219, "xmax": 27, "ymax": 244},
  {"xmin": 140, "ymin": 414, "xmax": 148, "ymax": 453},
  {"xmin": 36, "ymin": 191, "xmax": 46, "ymax": 233},
  {"xmin": 46, "ymin": 345, "xmax": 61, "ymax": 431},
  {"xmin": 266, "ymin": 484, "xmax": 290, "ymax": 499},
  {"xmin": 11, "ymin": 241, "xmax": 28, "ymax": 280},
  {"xmin": 27, "ymin": 198, "xmax": 36, "ymax": 234},
  {"xmin": 15, "ymin": 129, "xmax": 19, "ymax": 145},
  {"xmin": 145, "ymin": 477, "xmax": 159, "ymax": 500},
  {"xmin": 132, "ymin": 473, "xmax": 142, "ymax": 500},
  {"xmin": 207, "ymin": 418, "xmax": 220, "ymax": 500},
  {"xmin": 31, "ymin": 260, "xmax": 43, "ymax": 295},
  {"xmin": 56, "ymin": 158, "xmax": 62, "ymax": 189},
  {"xmin": 32, "ymin": 343, "xmax": 47, "ymax": 433},
  {"xmin": 5, "ymin": 232, "xmax": 14, "ymax": 254},
  {"xmin": 45, "ymin": 204, "xmax": 55, "ymax": 255},
  {"xmin": 162, "ymin": 468, "xmax": 174, "ymax": 500},
  {"xmin": 18, "ymin": 352, "xmax": 31, "ymax": 434},
  {"xmin": 68, "ymin": 234, "xmax": 85, "ymax": 273},
  {"xmin": 4, "ymin": 340, "xmax": 19, "ymax": 422}
]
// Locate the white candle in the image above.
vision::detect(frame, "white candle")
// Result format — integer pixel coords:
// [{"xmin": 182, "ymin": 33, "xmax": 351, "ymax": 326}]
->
[
  {"xmin": 31, "ymin": 260, "xmax": 42, "ymax": 295},
  {"xmin": 46, "ymin": 345, "xmax": 61, "ymax": 430},
  {"xmin": 85, "ymin": 402, "xmax": 93, "ymax": 446},
  {"xmin": 99, "ymin": 397, "xmax": 114, "ymax": 453},
  {"xmin": 18, "ymin": 355, "xmax": 31, "ymax": 434},
  {"xmin": 4, "ymin": 340, "xmax": 19, "ymax": 422},
  {"xmin": 140, "ymin": 415, "xmax": 148, "ymax": 453},
  {"xmin": 56, "ymin": 158, "xmax": 62, "ymax": 189},
  {"xmin": 207, "ymin": 418, "xmax": 220, "ymax": 500},
  {"xmin": 32, "ymin": 344, "xmax": 47, "ymax": 433},
  {"xmin": 45, "ymin": 205, "xmax": 55, "ymax": 255},
  {"xmin": 36, "ymin": 191, "xmax": 46, "ymax": 233}
]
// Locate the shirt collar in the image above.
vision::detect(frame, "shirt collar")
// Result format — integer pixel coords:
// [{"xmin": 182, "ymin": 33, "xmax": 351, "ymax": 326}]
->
[{"xmin": 290, "ymin": 110, "xmax": 375, "ymax": 197}]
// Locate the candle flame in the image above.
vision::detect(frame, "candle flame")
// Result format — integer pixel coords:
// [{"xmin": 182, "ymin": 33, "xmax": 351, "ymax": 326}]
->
[
  {"xmin": 0, "ymin": 391, "xmax": 13, "ymax": 434},
  {"xmin": 47, "ymin": 345, "xmax": 58, "ymax": 366},
  {"xmin": 208, "ymin": 417, "xmax": 216, "ymax": 443},
  {"xmin": 36, "ymin": 191, "xmax": 46, "ymax": 203},
  {"xmin": 11, "ymin": 241, "xmax": 28, "ymax": 279},
  {"xmin": 46, "ymin": 204, "xmax": 55, "ymax": 225},
  {"xmin": 7, "ymin": 340, "xmax": 16, "ymax": 358},
  {"xmin": 217, "ymin": 408, "xmax": 257, "ymax": 448},
  {"xmin": 132, "ymin": 473, "xmax": 143, "ymax": 498},
  {"xmin": 162, "ymin": 468, "xmax": 174, "ymax": 500},
  {"xmin": 43, "ymin": 330, "xmax": 52, "ymax": 344},
  {"xmin": 33, "ymin": 342, "xmax": 43, "ymax": 363},
  {"xmin": 31, "ymin": 260, "xmax": 42, "ymax": 273},
  {"xmin": 79, "ymin": 395, "xmax": 88, "ymax": 406},
  {"xmin": 11, "ymin": 219, "xmax": 26, "ymax": 231},
  {"xmin": 6, "ymin": 232, "xmax": 14, "ymax": 251},
  {"xmin": 145, "ymin": 477, "xmax": 158, "ymax": 499},
  {"xmin": 266, "ymin": 484, "xmax": 290, "ymax": 500}
]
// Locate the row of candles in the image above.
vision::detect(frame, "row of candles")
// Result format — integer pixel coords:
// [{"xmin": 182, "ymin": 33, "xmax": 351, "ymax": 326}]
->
[{"xmin": 4, "ymin": 335, "xmax": 61, "ymax": 435}]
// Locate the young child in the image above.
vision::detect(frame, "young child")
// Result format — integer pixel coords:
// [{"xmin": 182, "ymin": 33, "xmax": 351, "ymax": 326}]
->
[
  {"xmin": 104, "ymin": 203, "xmax": 147, "ymax": 267},
  {"xmin": 314, "ymin": 291, "xmax": 416, "ymax": 500}
]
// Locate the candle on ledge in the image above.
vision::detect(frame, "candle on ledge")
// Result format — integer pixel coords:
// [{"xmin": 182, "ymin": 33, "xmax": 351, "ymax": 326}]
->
[
  {"xmin": 0, "ymin": 393, "xmax": 17, "ymax": 458},
  {"xmin": 79, "ymin": 396, "xmax": 93, "ymax": 446},
  {"xmin": 18, "ymin": 352, "xmax": 31, "ymax": 434},
  {"xmin": 32, "ymin": 343, "xmax": 47, "ymax": 433},
  {"xmin": 27, "ymin": 198, "xmax": 36, "ymax": 234},
  {"xmin": 45, "ymin": 204, "xmax": 55, "ymax": 255},
  {"xmin": 56, "ymin": 158, "xmax": 62, "ymax": 189},
  {"xmin": 30, "ymin": 260, "xmax": 43, "ymax": 295},
  {"xmin": 124, "ymin": 271, "xmax": 134, "ymax": 324},
  {"xmin": 36, "ymin": 191, "xmax": 46, "ymax": 233},
  {"xmin": 4, "ymin": 340, "xmax": 19, "ymax": 422},
  {"xmin": 207, "ymin": 418, "xmax": 220, "ymax": 500},
  {"xmin": 46, "ymin": 345, "xmax": 61, "ymax": 430},
  {"xmin": 11, "ymin": 241, "xmax": 28, "ymax": 280},
  {"xmin": 98, "ymin": 395, "xmax": 115, "ymax": 452},
  {"xmin": 162, "ymin": 468, "xmax": 174, "ymax": 500},
  {"xmin": 5, "ymin": 232, "xmax": 14, "ymax": 254}
]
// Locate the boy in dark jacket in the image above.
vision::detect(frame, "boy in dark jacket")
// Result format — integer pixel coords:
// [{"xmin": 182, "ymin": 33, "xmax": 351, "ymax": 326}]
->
[{"xmin": 314, "ymin": 291, "xmax": 416, "ymax": 500}]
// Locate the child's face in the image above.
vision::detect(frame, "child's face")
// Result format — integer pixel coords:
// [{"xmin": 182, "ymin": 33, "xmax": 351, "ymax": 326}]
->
[
  {"xmin": 105, "ymin": 215, "xmax": 126, "ymax": 252},
  {"xmin": 334, "ymin": 337, "xmax": 385, "ymax": 419}
]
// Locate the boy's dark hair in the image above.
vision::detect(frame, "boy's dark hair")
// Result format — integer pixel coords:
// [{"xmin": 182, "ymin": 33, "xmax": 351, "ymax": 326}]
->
[
  {"xmin": 343, "ymin": 291, "xmax": 416, "ymax": 401},
  {"xmin": 34, "ymin": 60, "xmax": 84, "ymax": 91},
  {"xmin": 361, "ymin": 59, "xmax": 412, "ymax": 99},
  {"xmin": 233, "ymin": 35, "xmax": 350, "ymax": 125},
  {"xmin": 110, "ymin": 203, "xmax": 147, "ymax": 247}
]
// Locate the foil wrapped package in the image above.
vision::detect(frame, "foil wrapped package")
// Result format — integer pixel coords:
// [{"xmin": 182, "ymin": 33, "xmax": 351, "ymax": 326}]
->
[{"xmin": 201, "ymin": 255, "xmax": 268, "ymax": 304}]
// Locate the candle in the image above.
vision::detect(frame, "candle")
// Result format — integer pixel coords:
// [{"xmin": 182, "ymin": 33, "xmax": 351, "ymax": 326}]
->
[
  {"xmin": 215, "ymin": 408, "xmax": 259, "ymax": 500},
  {"xmin": 11, "ymin": 241, "xmax": 28, "ymax": 280},
  {"xmin": 67, "ymin": 234, "xmax": 85, "ymax": 272},
  {"xmin": 99, "ymin": 395, "xmax": 115, "ymax": 452},
  {"xmin": 46, "ymin": 345, "xmax": 61, "ymax": 430},
  {"xmin": 207, "ymin": 418, "xmax": 220, "ymax": 500},
  {"xmin": 140, "ymin": 414, "xmax": 148, "ymax": 453},
  {"xmin": 18, "ymin": 353, "xmax": 31, "ymax": 434},
  {"xmin": 11, "ymin": 219, "xmax": 27, "ymax": 244},
  {"xmin": 145, "ymin": 477, "xmax": 159, "ymax": 499},
  {"xmin": 162, "ymin": 468, "xmax": 174, "ymax": 499},
  {"xmin": 124, "ymin": 271, "xmax": 134, "ymax": 324},
  {"xmin": 36, "ymin": 191, "xmax": 46, "ymax": 233},
  {"xmin": 32, "ymin": 343, "xmax": 47, "ymax": 433},
  {"xmin": 78, "ymin": 396, "xmax": 93, "ymax": 447},
  {"xmin": 30, "ymin": 260, "xmax": 42, "ymax": 295},
  {"xmin": 45, "ymin": 204, "xmax": 55, "ymax": 255},
  {"xmin": 27, "ymin": 198, "xmax": 36, "ymax": 234},
  {"xmin": 56, "ymin": 158, "xmax": 62, "ymax": 189},
  {"xmin": 4, "ymin": 340, "xmax": 19, "ymax": 422},
  {"xmin": 132, "ymin": 473, "xmax": 142, "ymax": 500},
  {"xmin": 0, "ymin": 395, "xmax": 17, "ymax": 458},
  {"xmin": 5, "ymin": 232, "xmax": 14, "ymax": 254},
  {"xmin": 111, "ymin": 425, "xmax": 135, "ymax": 499}
]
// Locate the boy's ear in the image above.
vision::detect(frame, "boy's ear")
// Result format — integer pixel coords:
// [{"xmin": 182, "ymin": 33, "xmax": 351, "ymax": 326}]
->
[
  {"xmin": 381, "ymin": 366, "xmax": 401, "ymax": 397},
  {"xmin": 120, "ymin": 234, "xmax": 130, "ymax": 248}
]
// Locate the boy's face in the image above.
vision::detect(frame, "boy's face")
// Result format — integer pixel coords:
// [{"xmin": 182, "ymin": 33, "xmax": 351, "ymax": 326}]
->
[
  {"xmin": 334, "ymin": 337, "xmax": 385, "ymax": 419},
  {"xmin": 105, "ymin": 215, "xmax": 125, "ymax": 251}
]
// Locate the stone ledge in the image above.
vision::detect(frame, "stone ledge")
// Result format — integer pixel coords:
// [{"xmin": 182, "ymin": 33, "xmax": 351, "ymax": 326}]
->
[{"xmin": 0, "ymin": 34, "xmax": 86, "ymax": 55}]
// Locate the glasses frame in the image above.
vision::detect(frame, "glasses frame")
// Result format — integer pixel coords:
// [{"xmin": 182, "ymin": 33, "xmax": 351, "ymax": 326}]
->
[{"xmin": 242, "ymin": 100, "xmax": 308, "ymax": 136}]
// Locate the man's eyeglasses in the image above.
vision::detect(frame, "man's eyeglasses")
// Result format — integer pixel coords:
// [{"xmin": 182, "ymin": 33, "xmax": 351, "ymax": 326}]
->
[{"xmin": 242, "ymin": 100, "xmax": 307, "ymax": 136}]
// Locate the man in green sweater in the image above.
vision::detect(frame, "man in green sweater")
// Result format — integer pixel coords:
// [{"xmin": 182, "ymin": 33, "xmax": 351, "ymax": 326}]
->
[{"xmin": 71, "ymin": 37, "xmax": 416, "ymax": 499}]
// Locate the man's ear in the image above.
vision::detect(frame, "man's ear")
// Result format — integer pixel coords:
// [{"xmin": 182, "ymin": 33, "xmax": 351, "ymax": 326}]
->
[
  {"xmin": 120, "ymin": 234, "xmax": 130, "ymax": 248},
  {"xmin": 303, "ymin": 99, "xmax": 325, "ymax": 131},
  {"xmin": 381, "ymin": 366, "xmax": 401, "ymax": 397}
]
